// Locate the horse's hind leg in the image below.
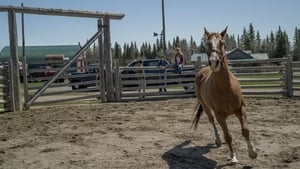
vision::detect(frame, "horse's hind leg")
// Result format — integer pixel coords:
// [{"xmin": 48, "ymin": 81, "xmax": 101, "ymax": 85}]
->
[
  {"xmin": 203, "ymin": 107, "xmax": 222, "ymax": 147},
  {"xmin": 236, "ymin": 105, "xmax": 257, "ymax": 159}
]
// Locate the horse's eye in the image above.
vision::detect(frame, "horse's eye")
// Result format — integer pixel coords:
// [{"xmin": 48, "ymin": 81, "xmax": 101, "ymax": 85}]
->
[{"xmin": 219, "ymin": 41, "xmax": 226, "ymax": 48}]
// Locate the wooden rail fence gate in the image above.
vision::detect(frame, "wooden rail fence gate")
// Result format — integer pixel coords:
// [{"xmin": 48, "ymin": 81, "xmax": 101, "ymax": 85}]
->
[{"xmin": 0, "ymin": 5, "xmax": 124, "ymax": 112}]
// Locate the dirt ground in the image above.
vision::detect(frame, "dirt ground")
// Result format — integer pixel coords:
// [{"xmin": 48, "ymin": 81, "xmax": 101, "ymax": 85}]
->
[{"xmin": 0, "ymin": 97, "xmax": 300, "ymax": 169}]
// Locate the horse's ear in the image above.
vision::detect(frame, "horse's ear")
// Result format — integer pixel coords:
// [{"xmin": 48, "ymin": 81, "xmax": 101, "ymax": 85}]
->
[
  {"xmin": 204, "ymin": 27, "xmax": 210, "ymax": 37},
  {"xmin": 220, "ymin": 26, "xmax": 228, "ymax": 38}
]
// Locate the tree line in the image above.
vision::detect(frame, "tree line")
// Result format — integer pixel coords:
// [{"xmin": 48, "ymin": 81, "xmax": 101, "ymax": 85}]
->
[{"xmin": 86, "ymin": 23, "xmax": 300, "ymax": 66}]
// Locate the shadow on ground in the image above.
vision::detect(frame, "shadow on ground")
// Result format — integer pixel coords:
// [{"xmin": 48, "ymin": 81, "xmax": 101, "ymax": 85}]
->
[{"xmin": 162, "ymin": 140, "xmax": 217, "ymax": 169}]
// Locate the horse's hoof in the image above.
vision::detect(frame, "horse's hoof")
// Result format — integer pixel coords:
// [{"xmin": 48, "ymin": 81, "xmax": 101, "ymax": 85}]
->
[
  {"xmin": 231, "ymin": 158, "xmax": 238, "ymax": 163},
  {"xmin": 231, "ymin": 154, "xmax": 238, "ymax": 163},
  {"xmin": 248, "ymin": 143, "xmax": 258, "ymax": 159},
  {"xmin": 249, "ymin": 151, "xmax": 258, "ymax": 159},
  {"xmin": 215, "ymin": 139, "xmax": 222, "ymax": 147}
]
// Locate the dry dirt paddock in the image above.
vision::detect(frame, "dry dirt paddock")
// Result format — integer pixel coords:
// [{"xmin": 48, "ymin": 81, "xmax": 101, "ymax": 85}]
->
[{"xmin": 0, "ymin": 98, "xmax": 300, "ymax": 169}]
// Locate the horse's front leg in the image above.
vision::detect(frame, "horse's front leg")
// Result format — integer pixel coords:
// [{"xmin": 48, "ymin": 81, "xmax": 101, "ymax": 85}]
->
[
  {"xmin": 236, "ymin": 105, "xmax": 258, "ymax": 159},
  {"xmin": 204, "ymin": 107, "xmax": 222, "ymax": 147},
  {"xmin": 215, "ymin": 114, "xmax": 238, "ymax": 163},
  {"xmin": 211, "ymin": 119, "xmax": 222, "ymax": 147}
]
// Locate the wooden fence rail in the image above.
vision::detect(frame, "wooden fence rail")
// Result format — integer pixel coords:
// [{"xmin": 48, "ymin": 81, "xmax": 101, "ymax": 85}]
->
[
  {"xmin": 229, "ymin": 58, "xmax": 289, "ymax": 97},
  {"xmin": 292, "ymin": 61, "xmax": 300, "ymax": 93},
  {"xmin": 0, "ymin": 64, "xmax": 10, "ymax": 112}
]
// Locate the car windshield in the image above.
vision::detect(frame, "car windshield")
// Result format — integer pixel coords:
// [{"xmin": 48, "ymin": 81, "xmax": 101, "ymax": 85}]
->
[
  {"xmin": 127, "ymin": 59, "xmax": 160, "ymax": 67},
  {"xmin": 143, "ymin": 60, "xmax": 159, "ymax": 66}
]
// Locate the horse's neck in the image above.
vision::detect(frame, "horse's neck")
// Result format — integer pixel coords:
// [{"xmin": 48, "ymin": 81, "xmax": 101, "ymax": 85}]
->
[{"xmin": 212, "ymin": 58, "xmax": 231, "ymax": 88}]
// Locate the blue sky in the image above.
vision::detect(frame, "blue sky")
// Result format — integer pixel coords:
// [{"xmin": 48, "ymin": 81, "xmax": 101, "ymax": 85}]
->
[{"xmin": 1, "ymin": 0, "xmax": 300, "ymax": 50}]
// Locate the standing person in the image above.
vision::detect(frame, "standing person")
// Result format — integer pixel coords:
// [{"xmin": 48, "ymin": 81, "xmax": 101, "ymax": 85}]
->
[
  {"xmin": 158, "ymin": 55, "xmax": 169, "ymax": 92},
  {"xmin": 174, "ymin": 47, "xmax": 184, "ymax": 74},
  {"xmin": 136, "ymin": 59, "xmax": 146, "ymax": 98}
]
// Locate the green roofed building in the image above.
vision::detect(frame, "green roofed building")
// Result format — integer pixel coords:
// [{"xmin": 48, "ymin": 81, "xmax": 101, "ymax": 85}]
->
[
  {"xmin": 191, "ymin": 48, "xmax": 269, "ymax": 63},
  {"xmin": 0, "ymin": 45, "xmax": 82, "ymax": 70},
  {"xmin": 0, "ymin": 45, "xmax": 80, "ymax": 62}
]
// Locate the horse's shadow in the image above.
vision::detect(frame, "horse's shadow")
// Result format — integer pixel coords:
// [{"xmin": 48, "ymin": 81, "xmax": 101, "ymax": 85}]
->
[{"xmin": 162, "ymin": 140, "xmax": 217, "ymax": 169}]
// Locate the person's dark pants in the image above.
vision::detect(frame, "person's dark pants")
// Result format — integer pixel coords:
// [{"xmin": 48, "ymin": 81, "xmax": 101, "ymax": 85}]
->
[
  {"xmin": 159, "ymin": 70, "xmax": 167, "ymax": 92},
  {"xmin": 174, "ymin": 64, "xmax": 182, "ymax": 74}
]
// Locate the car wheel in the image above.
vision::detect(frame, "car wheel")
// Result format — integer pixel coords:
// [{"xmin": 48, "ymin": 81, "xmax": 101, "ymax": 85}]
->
[{"xmin": 72, "ymin": 84, "xmax": 79, "ymax": 90}]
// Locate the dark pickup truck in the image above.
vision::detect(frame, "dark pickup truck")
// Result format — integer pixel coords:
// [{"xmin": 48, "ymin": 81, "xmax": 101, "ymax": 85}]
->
[
  {"xmin": 68, "ymin": 63, "xmax": 99, "ymax": 90},
  {"xmin": 122, "ymin": 59, "xmax": 194, "ymax": 73}
]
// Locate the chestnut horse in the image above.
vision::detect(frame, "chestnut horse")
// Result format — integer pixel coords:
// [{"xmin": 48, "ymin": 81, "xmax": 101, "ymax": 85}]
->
[{"xmin": 192, "ymin": 27, "xmax": 257, "ymax": 163}]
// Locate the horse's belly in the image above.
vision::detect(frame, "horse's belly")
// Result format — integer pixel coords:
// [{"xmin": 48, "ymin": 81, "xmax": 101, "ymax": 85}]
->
[{"xmin": 200, "ymin": 88, "xmax": 242, "ymax": 114}]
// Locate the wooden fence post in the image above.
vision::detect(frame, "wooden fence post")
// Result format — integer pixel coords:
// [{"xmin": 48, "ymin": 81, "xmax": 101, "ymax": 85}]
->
[
  {"xmin": 98, "ymin": 19, "xmax": 107, "ymax": 102},
  {"xmin": 286, "ymin": 55, "xmax": 293, "ymax": 97},
  {"xmin": 8, "ymin": 60, "xmax": 15, "ymax": 112},
  {"xmin": 103, "ymin": 16, "xmax": 115, "ymax": 102},
  {"xmin": 139, "ymin": 68, "xmax": 147, "ymax": 100},
  {"xmin": 21, "ymin": 4, "xmax": 29, "ymax": 110},
  {"xmin": 114, "ymin": 59, "xmax": 121, "ymax": 101},
  {"xmin": 196, "ymin": 56, "xmax": 202, "ymax": 71},
  {"xmin": 8, "ymin": 9, "xmax": 22, "ymax": 111}
]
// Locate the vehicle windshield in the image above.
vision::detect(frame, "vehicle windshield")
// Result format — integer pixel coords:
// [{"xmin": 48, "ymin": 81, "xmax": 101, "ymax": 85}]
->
[{"xmin": 128, "ymin": 59, "xmax": 160, "ymax": 67}]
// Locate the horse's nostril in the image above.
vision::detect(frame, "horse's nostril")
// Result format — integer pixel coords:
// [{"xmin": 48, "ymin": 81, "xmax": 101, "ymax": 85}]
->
[
  {"xmin": 209, "ymin": 61, "xmax": 211, "ymax": 66},
  {"xmin": 216, "ymin": 60, "xmax": 220, "ymax": 66}
]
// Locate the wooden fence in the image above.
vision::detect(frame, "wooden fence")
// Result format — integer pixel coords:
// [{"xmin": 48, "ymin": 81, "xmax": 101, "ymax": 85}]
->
[
  {"xmin": 230, "ymin": 58, "xmax": 291, "ymax": 97},
  {"xmin": 22, "ymin": 57, "xmax": 300, "ymax": 107},
  {"xmin": 1, "ymin": 57, "xmax": 299, "ymax": 112},
  {"xmin": 0, "ymin": 64, "xmax": 10, "ymax": 112},
  {"xmin": 292, "ymin": 61, "xmax": 300, "ymax": 94},
  {"xmin": 115, "ymin": 64, "xmax": 196, "ymax": 102},
  {"xmin": 114, "ymin": 58, "xmax": 296, "ymax": 101},
  {"xmin": 23, "ymin": 60, "xmax": 101, "ymax": 106}
]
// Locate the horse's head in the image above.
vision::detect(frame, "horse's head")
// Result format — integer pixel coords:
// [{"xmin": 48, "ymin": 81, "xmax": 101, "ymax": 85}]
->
[{"xmin": 204, "ymin": 27, "xmax": 227, "ymax": 72}]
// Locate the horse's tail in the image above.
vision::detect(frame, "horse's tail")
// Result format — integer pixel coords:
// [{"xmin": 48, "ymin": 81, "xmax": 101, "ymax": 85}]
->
[{"xmin": 191, "ymin": 103, "xmax": 203, "ymax": 130}]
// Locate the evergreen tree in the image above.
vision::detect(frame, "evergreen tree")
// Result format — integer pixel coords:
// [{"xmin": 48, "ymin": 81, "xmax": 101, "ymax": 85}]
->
[
  {"xmin": 261, "ymin": 36, "xmax": 268, "ymax": 53},
  {"xmin": 237, "ymin": 35, "xmax": 240, "ymax": 48},
  {"xmin": 274, "ymin": 26, "xmax": 288, "ymax": 58},
  {"xmin": 248, "ymin": 23, "xmax": 255, "ymax": 51},
  {"xmin": 199, "ymin": 34, "xmax": 206, "ymax": 53},
  {"xmin": 133, "ymin": 41, "xmax": 139, "ymax": 59},
  {"xmin": 283, "ymin": 31, "xmax": 290, "ymax": 55},
  {"xmin": 225, "ymin": 34, "xmax": 237, "ymax": 51},
  {"xmin": 240, "ymin": 27, "xmax": 250, "ymax": 50},
  {"xmin": 152, "ymin": 44, "xmax": 159, "ymax": 58},
  {"xmin": 189, "ymin": 36, "xmax": 197, "ymax": 55},
  {"xmin": 123, "ymin": 43, "xmax": 133, "ymax": 63},
  {"xmin": 293, "ymin": 27, "xmax": 300, "ymax": 61},
  {"xmin": 114, "ymin": 42, "xmax": 123, "ymax": 64},
  {"xmin": 85, "ymin": 46, "xmax": 93, "ymax": 64},
  {"xmin": 140, "ymin": 42, "xmax": 146, "ymax": 58},
  {"xmin": 146, "ymin": 42, "xmax": 152, "ymax": 58},
  {"xmin": 156, "ymin": 38, "xmax": 161, "ymax": 52},
  {"xmin": 254, "ymin": 31, "xmax": 261, "ymax": 53},
  {"xmin": 268, "ymin": 31, "xmax": 276, "ymax": 58},
  {"xmin": 109, "ymin": 23, "xmax": 296, "ymax": 64},
  {"xmin": 174, "ymin": 36, "xmax": 180, "ymax": 47}
]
